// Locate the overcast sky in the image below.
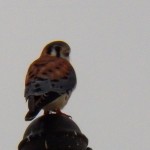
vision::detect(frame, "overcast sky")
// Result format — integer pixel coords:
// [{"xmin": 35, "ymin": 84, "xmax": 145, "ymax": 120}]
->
[{"xmin": 0, "ymin": 1, "xmax": 150, "ymax": 150}]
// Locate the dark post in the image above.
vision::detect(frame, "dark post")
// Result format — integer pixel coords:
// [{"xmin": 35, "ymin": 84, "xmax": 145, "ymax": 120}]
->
[{"xmin": 18, "ymin": 114, "xmax": 92, "ymax": 150}]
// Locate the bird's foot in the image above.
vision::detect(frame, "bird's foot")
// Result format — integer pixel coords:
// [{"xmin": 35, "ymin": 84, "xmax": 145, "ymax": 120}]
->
[{"xmin": 56, "ymin": 109, "xmax": 72, "ymax": 119}]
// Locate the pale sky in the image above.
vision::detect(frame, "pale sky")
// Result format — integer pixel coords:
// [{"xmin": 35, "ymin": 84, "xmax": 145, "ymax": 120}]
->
[{"xmin": 0, "ymin": 1, "xmax": 150, "ymax": 150}]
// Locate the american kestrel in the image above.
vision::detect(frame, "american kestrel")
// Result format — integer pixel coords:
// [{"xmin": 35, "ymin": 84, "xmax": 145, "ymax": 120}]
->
[{"xmin": 24, "ymin": 41, "xmax": 77, "ymax": 121}]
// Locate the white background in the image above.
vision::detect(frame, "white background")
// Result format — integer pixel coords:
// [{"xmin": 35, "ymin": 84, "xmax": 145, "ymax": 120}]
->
[{"xmin": 0, "ymin": 1, "xmax": 150, "ymax": 150}]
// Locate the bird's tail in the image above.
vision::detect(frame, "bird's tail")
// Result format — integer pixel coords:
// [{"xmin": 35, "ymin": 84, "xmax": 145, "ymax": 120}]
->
[
  {"xmin": 25, "ymin": 110, "xmax": 40, "ymax": 121},
  {"xmin": 25, "ymin": 95, "xmax": 40, "ymax": 121}
]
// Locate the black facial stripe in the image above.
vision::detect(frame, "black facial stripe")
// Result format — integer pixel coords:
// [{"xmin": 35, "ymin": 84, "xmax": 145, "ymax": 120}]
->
[
  {"xmin": 55, "ymin": 46, "xmax": 61, "ymax": 57},
  {"xmin": 47, "ymin": 45, "xmax": 52, "ymax": 54}
]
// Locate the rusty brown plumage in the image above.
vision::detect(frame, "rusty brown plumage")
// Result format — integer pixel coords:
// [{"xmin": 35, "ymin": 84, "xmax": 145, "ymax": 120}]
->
[
  {"xmin": 24, "ymin": 41, "xmax": 77, "ymax": 121},
  {"xmin": 25, "ymin": 56, "xmax": 72, "ymax": 86}
]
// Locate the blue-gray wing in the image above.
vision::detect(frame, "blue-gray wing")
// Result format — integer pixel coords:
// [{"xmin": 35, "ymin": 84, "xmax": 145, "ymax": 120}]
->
[
  {"xmin": 25, "ymin": 56, "xmax": 77, "ymax": 98},
  {"xmin": 25, "ymin": 67, "xmax": 76, "ymax": 98}
]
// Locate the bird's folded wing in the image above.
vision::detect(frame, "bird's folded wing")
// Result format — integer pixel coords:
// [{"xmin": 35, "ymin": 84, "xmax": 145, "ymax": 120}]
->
[{"xmin": 25, "ymin": 69, "xmax": 76, "ymax": 98}]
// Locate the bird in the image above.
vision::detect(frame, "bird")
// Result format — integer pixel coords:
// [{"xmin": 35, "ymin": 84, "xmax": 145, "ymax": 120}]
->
[{"xmin": 24, "ymin": 41, "xmax": 77, "ymax": 121}]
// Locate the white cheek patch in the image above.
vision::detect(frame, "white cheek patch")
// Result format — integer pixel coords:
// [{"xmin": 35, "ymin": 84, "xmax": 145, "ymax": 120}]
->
[
  {"xmin": 51, "ymin": 49, "xmax": 57, "ymax": 56},
  {"xmin": 60, "ymin": 54, "xmax": 69, "ymax": 61}
]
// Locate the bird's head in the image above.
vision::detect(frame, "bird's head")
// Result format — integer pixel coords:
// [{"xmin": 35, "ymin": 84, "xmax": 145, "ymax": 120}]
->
[{"xmin": 41, "ymin": 41, "xmax": 71, "ymax": 60}]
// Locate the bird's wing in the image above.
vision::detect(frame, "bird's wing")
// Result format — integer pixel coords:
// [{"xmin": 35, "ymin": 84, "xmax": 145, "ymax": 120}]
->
[{"xmin": 24, "ymin": 56, "xmax": 76, "ymax": 99}]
